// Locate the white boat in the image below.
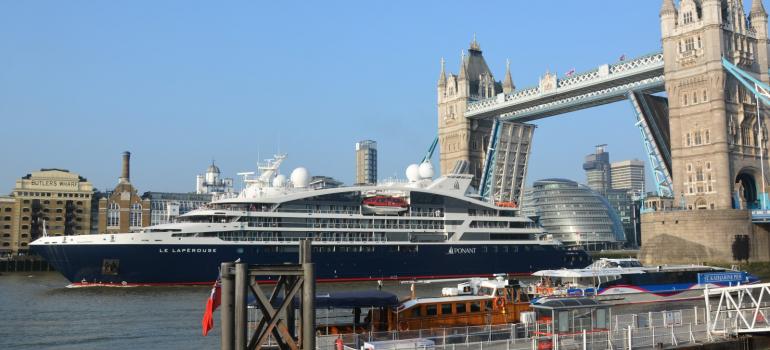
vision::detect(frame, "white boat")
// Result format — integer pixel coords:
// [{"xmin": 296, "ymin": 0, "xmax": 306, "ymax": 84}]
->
[
  {"xmin": 31, "ymin": 155, "xmax": 592, "ymax": 286},
  {"xmin": 528, "ymin": 258, "xmax": 759, "ymax": 305}
]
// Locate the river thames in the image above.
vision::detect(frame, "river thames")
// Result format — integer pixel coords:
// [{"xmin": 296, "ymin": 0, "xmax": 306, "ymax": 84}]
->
[
  {"xmin": 1, "ymin": 272, "xmax": 700, "ymax": 349},
  {"xmin": 0, "ymin": 272, "xmax": 434, "ymax": 349}
]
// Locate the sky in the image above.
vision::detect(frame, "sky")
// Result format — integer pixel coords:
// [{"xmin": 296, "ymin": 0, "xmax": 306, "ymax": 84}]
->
[{"xmin": 0, "ymin": 1, "xmax": 721, "ymax": 194}]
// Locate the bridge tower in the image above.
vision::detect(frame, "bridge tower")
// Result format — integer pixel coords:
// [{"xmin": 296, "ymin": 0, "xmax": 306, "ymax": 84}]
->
[
  {"xmin": 437, "ymin": 37, "xmax": 499, "ymax": 187},
  {"xmin": 661, "ymin": 0, "xmax": 769, "ymax": 210},
  {"xmin": 641, "ymin": 0, "xmax": 770, "ymax": 264}
]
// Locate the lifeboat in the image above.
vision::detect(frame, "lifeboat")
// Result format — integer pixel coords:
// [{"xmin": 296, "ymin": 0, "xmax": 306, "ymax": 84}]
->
[
  {"xmin": 495, "ymin": 201, "xmax": 518, "ymax": 208},
  {"xmin": 362, "ymin": 196, "xmax": 409, "ymax": 215}
]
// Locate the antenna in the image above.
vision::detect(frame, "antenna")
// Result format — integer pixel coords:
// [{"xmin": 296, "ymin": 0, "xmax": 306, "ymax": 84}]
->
[{"xmin": 236, "ymin": 172, "xmax": 255, "ymax": 190}]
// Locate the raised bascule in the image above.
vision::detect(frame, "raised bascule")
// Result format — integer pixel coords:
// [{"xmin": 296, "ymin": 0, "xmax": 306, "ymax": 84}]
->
[{"xmin": 439, "ymin": 0, "xmax": 770, "ymax": 264}]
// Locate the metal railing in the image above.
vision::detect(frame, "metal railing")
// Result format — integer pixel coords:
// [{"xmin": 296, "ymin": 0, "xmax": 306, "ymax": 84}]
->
[{"xmin": 305, "ymin": 306, "xmax": 736, "ymax": 350}]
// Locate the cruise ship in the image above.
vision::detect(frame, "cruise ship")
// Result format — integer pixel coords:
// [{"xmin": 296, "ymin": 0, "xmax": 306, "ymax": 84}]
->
[{"xmin": 30, "ymin": 155, "xmax": 591, "ymax": 286}]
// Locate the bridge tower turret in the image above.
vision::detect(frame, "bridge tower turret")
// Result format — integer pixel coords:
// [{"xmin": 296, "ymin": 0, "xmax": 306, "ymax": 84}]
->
[
  {"xmin": 437, "ymin": 37, "xmax": 498, "ymax": 187},
  {"xmin": 661, "ymin": 0, "xmax": 770, "ymax": 210}
]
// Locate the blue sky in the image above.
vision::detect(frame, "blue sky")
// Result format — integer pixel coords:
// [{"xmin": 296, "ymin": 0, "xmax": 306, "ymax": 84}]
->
[{"xmin": 0, "ymin": 1, "xmax": 709, "ymax": 193}]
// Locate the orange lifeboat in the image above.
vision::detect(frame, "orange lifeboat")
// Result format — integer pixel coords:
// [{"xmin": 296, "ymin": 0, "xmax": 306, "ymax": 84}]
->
[
  {"xmin": 362, "ymin": 196, "xmax": 409, "ymax": 215},
  {"xmin": 495, "ymin": 201, "xmax": 518, "ymax": 208}
]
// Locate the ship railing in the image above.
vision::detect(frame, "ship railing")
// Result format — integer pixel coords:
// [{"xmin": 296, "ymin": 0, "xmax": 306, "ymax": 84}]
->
[
  {"xmin": 220, "ymin": 235, "xmax": 388, "ymax": 243},
  {"xmin": 248, "ymin": 222, "xmax": 445, "ymax": 230}
]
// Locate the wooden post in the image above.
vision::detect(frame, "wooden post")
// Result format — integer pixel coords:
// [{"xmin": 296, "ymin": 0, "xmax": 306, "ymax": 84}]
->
[
  {"xmin": 221, "ymin": 262, "xmax": 235, "ymax": 350},
  {"xmin": 302, "ymin": 239, "xmax": 315, "ymax": 350},
  {"xmin": 234, "ymin": 262, "xmax": 248, "ymax": 350},
  {"xmin": 286, "ymin": 275, "xmax": 297, "ymax": 338}
]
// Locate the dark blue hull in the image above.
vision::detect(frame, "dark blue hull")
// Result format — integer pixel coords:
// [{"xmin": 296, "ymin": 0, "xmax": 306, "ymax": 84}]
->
[{"xmin": 32, "ymin": 243, "xmax": 591, "ymax": 285}]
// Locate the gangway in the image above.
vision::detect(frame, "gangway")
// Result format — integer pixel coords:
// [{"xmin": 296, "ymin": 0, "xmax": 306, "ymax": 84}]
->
[{"xmin": 704, "ymin": 282, "xmax": 770, "ymax": 335}]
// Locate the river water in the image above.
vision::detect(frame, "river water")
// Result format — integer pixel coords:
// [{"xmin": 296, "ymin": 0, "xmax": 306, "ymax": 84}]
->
[
  {"xmin": 0, "ymin": 272, "xmax": 434, "ymax": 350},
  {"xmin": 0, "ymin": 272, "xmax": 701, "ymax": 349}
]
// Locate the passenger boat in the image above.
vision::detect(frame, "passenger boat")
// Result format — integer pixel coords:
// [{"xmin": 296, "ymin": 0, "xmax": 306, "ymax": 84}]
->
[
  {"xmin": 30, "ymin": 155, "xmax": 591, "ymax": 286},
  {"xmin": 361, "ymin": 196, "xmax": 409, "ymax": 216},
  {"xmin": 315, "ymin": 276, "xmax": 532, "ymax": 334},
  {"xmin": 528, "ymin": 258, "xmax": 759, "ymax": 305},
  {"xmin": 392, "ymin": 276, "xmax": 531, "ymax": 331}
]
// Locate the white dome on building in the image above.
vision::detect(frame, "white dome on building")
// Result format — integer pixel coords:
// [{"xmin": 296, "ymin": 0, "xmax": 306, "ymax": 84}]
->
[
  {"xmin": 272, "ymin": 174, "xmax": 287, "ymax": 188},
  {"xmin": 418, "ymin": 162, "xmax": 435, "ymax": 179},
  {"xmin": 205, "ymin": 161, "xmax": 220, "ymax": 184},
  {"xmin": 406, "ymin": 164, "xmax": 420, "ymax": 182},
  {"xmin": 290, "ymin": 167, "xmax": 310, "ymax": 188}
]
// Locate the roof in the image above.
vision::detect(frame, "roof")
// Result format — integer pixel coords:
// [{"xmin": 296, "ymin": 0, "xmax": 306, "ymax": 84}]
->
[
  {"xmin": 532, "ymin": 267, "xmax": 645, "ymax": 278},
  {"xmin": 398, "ymin": 295, "xmax": 492, "ymax": 312},
  {"xmin": 253, "ymin": 290, "xmax": 400, "ymax": 309},
  {"xmin": 533, "ymin": 178, "xmax": 578, "ymax": 187},
  {"xmin": 533, "ymin": 298, "xmax": 607, "ymax": 310}
]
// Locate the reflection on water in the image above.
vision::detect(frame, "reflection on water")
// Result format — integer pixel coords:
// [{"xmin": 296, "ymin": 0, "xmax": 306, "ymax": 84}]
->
[{"xmin": 0, "ymin": 272, "xmax": 702, "ymax": 350}]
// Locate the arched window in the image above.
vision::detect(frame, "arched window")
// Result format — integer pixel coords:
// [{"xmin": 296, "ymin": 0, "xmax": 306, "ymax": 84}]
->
[
  {"xmin": 107, "ymin": 202, "xmax": 119, "ymax": 227},
  {"xmin": 695, "ymin": 198, "xmax": 708, "ymax": 210},
  {"xmin": 130, "ymin": 203, "xmax": 142, "ymax": 228}
]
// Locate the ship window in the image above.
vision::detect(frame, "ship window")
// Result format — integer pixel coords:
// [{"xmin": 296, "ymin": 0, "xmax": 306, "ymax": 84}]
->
[
  {"xmin": 595, "ymin": 309, "xmax": 607, "ymax": 329},
  {"xmin": 101, "ymin": 259, "xmax": 119, "ymax": 275},
  {"xmin": 456, "ymin": 303, "xmax": 466, "ymax": 314},
  {"xmin": 426, "ymin": 305, "xmax": 437, "ymax": 316},
  {"xmin": 441, "ymin": 303, "xmax": 452, "ymax": 315},
  {"xmin": 558, "ymin": 311, "xmax": 570, "ymax": 333},
  {"xmin": 470, "ymin": 302, "xmax": 481, "ymax": 313},
  {"xmin": 410, "ymin": 307, "xmax": 421, "ymax": 317},
  {"xmin": 485, "ymin": 300, "xmax": 493, "ymax": 311}
]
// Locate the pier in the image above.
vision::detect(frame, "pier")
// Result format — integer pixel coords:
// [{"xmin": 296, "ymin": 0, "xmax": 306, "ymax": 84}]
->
[
  {"xmin": 310, "ymin": 305, "xmax": 755, "ymax": 350},
  {"xmin": 221, "ymin": 239, "xmax": 316, "ymax": 350}
]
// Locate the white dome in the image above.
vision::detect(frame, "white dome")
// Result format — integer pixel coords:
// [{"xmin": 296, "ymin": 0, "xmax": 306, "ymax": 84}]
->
[
  {"xmin": 290, "ymin": 167, "xmax": 310, "ymax": 188},
  {"xmin": 406, "ymin": 164, "xmax": 420, "ymax": 182},
  {"xmin": 272, "ymin": 174, "xmax": 287, "ymax": 188},
  {"xmin": 418, "ymin": 162, "xmax": 435, "ymax": 179}
]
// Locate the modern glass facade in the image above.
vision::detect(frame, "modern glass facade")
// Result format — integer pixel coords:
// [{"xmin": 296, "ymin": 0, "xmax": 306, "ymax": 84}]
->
[{"xmin": 521, "ymin": 178, "xmax": 625, "ymax": 250}]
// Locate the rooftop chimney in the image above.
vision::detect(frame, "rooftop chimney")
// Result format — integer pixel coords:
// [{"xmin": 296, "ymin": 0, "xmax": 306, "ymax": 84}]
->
[{"xmin": 120, "ymin": 151, "xmax": 131, "ymax": 183}]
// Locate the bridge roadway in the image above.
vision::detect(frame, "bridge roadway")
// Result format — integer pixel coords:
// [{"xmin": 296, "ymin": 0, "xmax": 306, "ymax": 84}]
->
[{"xmin": 464, "ymin": 52, "xmax": 665, "ymax": 122}]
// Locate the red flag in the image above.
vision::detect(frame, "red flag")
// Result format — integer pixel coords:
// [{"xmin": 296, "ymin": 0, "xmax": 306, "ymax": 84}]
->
[{"xmin": 201, "ymin": 276, "xmax": 221, "ymax": 336}]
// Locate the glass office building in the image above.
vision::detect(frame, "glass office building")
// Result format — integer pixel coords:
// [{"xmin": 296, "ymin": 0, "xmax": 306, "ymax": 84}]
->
[{"xmin": 521, "ymin": 178, "xmax": 625, "ymax": 250}]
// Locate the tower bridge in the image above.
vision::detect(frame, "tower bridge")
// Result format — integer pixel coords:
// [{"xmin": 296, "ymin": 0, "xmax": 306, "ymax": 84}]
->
[
  {"xmin": 464, "ymin": 52, "xmax": 665, "ymax": 122},
  {"xmin": 437, "ymin": 0, "xmax": 770, "ymax": 263}
]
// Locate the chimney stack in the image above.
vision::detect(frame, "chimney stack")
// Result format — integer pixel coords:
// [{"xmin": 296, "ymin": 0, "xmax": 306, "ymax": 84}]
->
[{"xmin": 120, "ymin": 151, "xmax": 131, "ymax": 183}]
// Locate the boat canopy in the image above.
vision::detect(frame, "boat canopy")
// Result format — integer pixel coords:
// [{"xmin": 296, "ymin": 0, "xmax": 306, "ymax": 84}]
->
[{"xmin": 254, "ymin": 290, "xmax": 400, "ymax": 309}]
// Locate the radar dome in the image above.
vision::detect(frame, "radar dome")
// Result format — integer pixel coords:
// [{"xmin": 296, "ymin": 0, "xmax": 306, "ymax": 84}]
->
[
  {"xmin": 290, "ymin": 167, "xmax": 310, "ymax": 188},
  {"xmin": 272, "ymin": 174, "xmax": 287, "ymax": 187},
  {"xmin": 406, "ymin": 164, "xmax": 420, "ymax": 182},
  {"xmin": 418, "ymin": 162, "xmax": 434, "ymax": 179}
]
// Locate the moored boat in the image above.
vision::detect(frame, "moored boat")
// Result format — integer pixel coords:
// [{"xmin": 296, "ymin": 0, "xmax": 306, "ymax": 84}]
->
[
  {"xmin": 315, "ymin": 276, "xmax": 533, "ymax": 334},
  {"xmin": 527, "ymin": 258, "xmax": 759, "ymax": 305},
  {"xmin": 30, "ymin": 155, "xmax": 592, "ymax": 286}
]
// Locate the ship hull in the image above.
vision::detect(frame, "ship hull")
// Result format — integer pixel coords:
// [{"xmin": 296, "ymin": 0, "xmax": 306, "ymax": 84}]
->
[{"xmin": 31, "ymin": 242, "xmax": 590, "ymax": 286}]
